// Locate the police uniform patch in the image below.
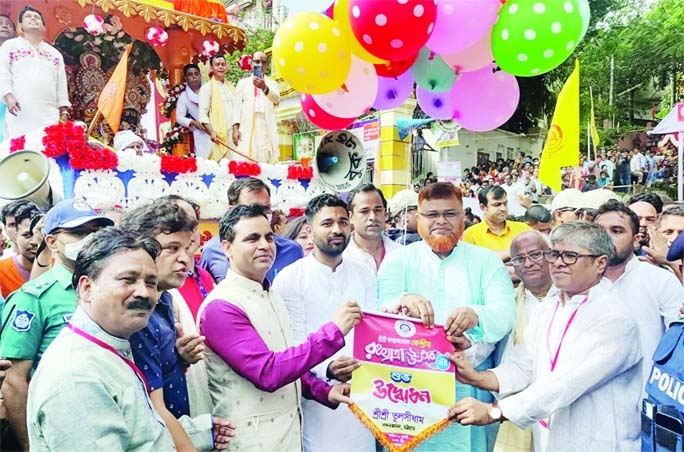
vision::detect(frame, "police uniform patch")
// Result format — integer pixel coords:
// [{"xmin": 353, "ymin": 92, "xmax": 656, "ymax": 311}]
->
[{"xmin": 11, "ymin": 309, "xmax": 35, "ymax": 332}]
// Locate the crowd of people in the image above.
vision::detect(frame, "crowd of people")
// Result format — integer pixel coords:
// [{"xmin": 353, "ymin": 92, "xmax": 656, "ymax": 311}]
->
[{"xmin": 0, "ymin": 171, "xmax": 681, "ymax": 452}]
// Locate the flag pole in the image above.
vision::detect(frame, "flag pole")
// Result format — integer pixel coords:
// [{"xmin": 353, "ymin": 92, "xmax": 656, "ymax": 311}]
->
[{"xmin": 86, "ymin": 110, "xmax": 102, "ymax": 138}]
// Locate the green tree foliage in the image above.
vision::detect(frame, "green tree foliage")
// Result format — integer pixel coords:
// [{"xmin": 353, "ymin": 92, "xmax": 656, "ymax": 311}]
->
[{"xmin": 226, "ymin": 28, "xmax": 275, "ymax": 85}]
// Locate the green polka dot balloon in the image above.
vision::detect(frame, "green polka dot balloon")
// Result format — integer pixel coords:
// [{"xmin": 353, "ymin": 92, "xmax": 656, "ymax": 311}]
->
[{"xmin": 492, "ymin": 0, "xmax": 587, "ymax": 77}]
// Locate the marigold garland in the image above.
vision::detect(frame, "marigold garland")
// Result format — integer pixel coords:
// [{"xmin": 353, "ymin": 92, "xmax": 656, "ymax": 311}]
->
[
  {"xmin": 228, "ymin": 160, "xmax": 261, "ymax": 177},
  {"xmin": 160, "ymin": 154, "xmax": 198, "ymax": 174}
]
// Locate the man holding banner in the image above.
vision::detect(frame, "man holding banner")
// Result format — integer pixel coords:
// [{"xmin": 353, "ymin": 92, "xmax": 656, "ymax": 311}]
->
[
  {"xmin": 448, "ymin": 222, "xmax": 642, "ymax": 451},
  {"xmin": 273, "ymin": 194, "xmax": 376, "ymax": 452},
  {"xmin": 377, "ymin": 182, "xmax": 516, "ymax": 452}
]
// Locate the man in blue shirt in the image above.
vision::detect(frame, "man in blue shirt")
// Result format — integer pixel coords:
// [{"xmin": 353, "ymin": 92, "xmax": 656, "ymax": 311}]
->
[
  {"xmin": 120, "ymin": 199, "xmax": 222, "ymax": 451},
  {"xmin": 200, "ymin": 177, "xmax": 303, "ymax": 282}
]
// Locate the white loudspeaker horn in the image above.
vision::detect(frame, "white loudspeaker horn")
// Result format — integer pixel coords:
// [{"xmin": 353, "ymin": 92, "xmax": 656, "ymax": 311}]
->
[
  {"xmin": 0, "ymin": 151, "xmax": 56, "ymax": 210},
  {"xmin": 314, "ymin": 130, "xmax": 366, "ymax": 192}
]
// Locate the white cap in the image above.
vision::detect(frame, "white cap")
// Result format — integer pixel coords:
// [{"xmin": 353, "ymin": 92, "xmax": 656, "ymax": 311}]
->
[
  {"xmin": 549, "ymin": 188, "xmax": 583, "ymax": 212},
  {"xmin": 387, "ymin": 189, "xmax": 419, "ymax": 217},
  {"xmin": 113, "ymin": 130, "xmax": 144, "ymax": 152},
  {"xmin": 580, "ymin": 189, "xmax": 619, "ymax": 210}
]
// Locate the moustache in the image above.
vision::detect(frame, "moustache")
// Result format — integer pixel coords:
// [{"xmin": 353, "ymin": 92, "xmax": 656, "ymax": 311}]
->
[{"xmin": 127, "ymin": 298, "xmax": 154, "ymax": 311}]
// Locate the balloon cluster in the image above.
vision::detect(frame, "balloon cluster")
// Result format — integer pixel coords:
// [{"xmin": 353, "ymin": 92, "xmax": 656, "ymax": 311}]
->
[{"xmin": 275, "ymin": 0, "xmax": 590, "ymax": 132}]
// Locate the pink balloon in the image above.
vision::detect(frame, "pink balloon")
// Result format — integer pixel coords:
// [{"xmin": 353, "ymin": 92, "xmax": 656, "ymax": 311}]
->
[
  {"xmin": 441, "ymin": 31, "xmax": 494, "ymax": 74},
  {"xmin": 373, "ymin": 71, "xmax": 415, "ymax": 110},
  {"xmin": 301, "ymin": 94, "xmax": 356, "ymax": 130},
  {"xmin": 450, "ymin": 63, "xmax": 520, "ymax": 132},
  {"xmin": 314, "ymin": 56, "xmax": 378, "ymax": 118},
  {"xmin": 348, "ymin": 0, "xmax": 437, "ymax": 61},
  {"xmin": 426, "ymin": 0, "xmax": 501, "ymax": 55},
  {"xmin": 416, "ymin": 85, "xmax": 455, "ymax": 120}
]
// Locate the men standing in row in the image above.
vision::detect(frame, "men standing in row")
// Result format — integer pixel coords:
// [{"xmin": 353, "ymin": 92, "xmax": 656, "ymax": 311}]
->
[
  {"xmin": 120, "ymin": 200, "xmax": 219, "ymax": 451},
  {"xmin": 200, "ymin": 177, "xmax": 302, "ymax": 283},
  {"xmin": 462, "ymin": 185, "xmax": 531, "ymax": 261},
  {"xmin": 273, "ymin": 194, "xmax": 376, "ymax": 452},
  {"xmin": 198, "ymin": 204, "xmax": 361, "ymax": 451},
  {"xmin": 594, "ymin": 200, "xmax": 683, "ymax": 384},
  {"xmin": 176, "ymin": 63, "xmax": 210, "ymax": 159},
  {"xmin": 199, "ymin": 54, "xmax": 234, "ymax": 161},
  {"xmin": 0, "ymin": 199, "xmax": 113, "ymax": 451},
  {"xmin": 0, "ymin": 6, "xmax": 70, "ymax": 139},
  {"xmin": 344, "ymin": 183, "xmax": 400, "ymax": 275},
  {"xmin": 377, "ymin": 182, "xmax": 516, "ymax": 452},
  {"xmin": 449, "ymin": 222, "xmax": 642, "ymax": 451},
  {"xmin": 232, "ymin": 51, "xmax": 280, "ymax": 163},
  {"xmin": 26, "ymin": 227, "xmax": 235, "ymax": 451}
]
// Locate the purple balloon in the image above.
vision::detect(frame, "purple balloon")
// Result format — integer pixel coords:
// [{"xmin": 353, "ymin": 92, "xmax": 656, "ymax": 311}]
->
[
  {"xmin": 450, "ymin": 63, "xmax": 520, "ymax": 132},
  {"xmin": 372, "ymin": 71, "xmax": 415, "ymax": 110},
  {"xmin": 416, "ymin": 85, "xmax": 455, "ymax": 120}
]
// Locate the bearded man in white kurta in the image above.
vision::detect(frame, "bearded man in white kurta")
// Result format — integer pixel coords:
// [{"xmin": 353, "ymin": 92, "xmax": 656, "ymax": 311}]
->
[
  {"xmin": 231, "ymin": 51, "xmax": 280, "ymax": 163},
  {"xmin": 448, "ymin": 222, "xmax": 642, "ymax": 452},
  {"xmin": 273, "ymin": 194, "xmax": 376, "ymax": 452},
  {"xmin": 0, "ymin": 6, "xmax": 70, "ymax": 139}
]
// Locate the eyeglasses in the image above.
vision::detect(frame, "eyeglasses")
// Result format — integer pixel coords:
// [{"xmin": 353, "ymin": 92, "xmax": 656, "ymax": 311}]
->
[
  {"xmin": 418, "ymin": 210, "xmax": 463, "ymax": 221},
  {"xmin": 510, "ymin": 250, "xmax": 545, "ymax": 266},
  {"xmin": 543, "ymin": 249, "xmax": 602, "ymax": 265}
]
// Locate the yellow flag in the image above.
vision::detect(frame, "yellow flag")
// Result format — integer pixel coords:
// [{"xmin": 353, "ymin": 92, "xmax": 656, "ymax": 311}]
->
[
  {"xmin": 590, "ymin": 87, "xmax": 600, "ymax": 147},
  {"xmin": 539, "ymin": 60, "xmax": 580, "ymax": 192},
  {"xmin": 97, "ymin": 44, "xmax": 132, "ymax": 133}
]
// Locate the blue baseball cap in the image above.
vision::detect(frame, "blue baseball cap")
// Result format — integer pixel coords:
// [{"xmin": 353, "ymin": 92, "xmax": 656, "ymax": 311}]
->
[
  {"xmin": 667, "ymin": 231, "xmax": 684, "ymax": 262},
  {"xmin": 44, "ymin": 198, "xmax": 114, "ymax": 235}
]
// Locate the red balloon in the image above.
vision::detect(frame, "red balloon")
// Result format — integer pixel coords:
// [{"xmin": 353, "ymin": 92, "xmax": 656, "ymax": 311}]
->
[
  {"xmin": 348, "ymin": 0, "xmax": 436, "ymax": 61},
  {"xmin": 301, "ymin": 94, "xmax": 356, "ymax": 130},
  {"xmin": 374, "ymin": 53, "xmax": 418, "ymax": 78}
]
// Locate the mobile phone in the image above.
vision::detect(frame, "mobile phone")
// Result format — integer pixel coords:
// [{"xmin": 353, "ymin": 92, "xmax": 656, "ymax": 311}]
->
[{"xmin": 253, "ymin": 64, "xmax": 262, "ymax": 78}]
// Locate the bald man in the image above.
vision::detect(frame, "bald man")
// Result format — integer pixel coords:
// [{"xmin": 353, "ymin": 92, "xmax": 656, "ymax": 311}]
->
[{"xmin": 231, "ymin": 51, "xmax": 280, "ymax": 163}]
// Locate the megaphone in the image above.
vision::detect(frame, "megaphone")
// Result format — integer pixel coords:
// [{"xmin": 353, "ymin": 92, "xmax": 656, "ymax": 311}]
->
[
  {"xmin": 0, "ymin": 151, "xmax": 56, "ymax": 210},
  {"xmin": 314, "ymin": 130, "xmax": 366, "ymax": 192}
]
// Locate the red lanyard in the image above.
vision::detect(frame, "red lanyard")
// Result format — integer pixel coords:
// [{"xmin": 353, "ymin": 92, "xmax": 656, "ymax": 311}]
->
[
  {"xmin": 68, "ymin": 324, "xmax": 150, "ymax": 393},
  {"xmin": 545, "ymin": 295, "xmax": 588, "ymax": 372}
]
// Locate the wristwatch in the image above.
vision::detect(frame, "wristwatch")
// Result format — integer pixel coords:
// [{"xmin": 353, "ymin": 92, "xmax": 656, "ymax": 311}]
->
[{"xmin": 489, "ymin": 401, "xmax": 505, "ymax": 423}]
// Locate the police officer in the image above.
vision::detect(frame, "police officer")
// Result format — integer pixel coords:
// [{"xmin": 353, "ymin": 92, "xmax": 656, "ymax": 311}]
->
[{"xmin": 0, "ymin": 198, "xmax": 113, "ymax": 451}]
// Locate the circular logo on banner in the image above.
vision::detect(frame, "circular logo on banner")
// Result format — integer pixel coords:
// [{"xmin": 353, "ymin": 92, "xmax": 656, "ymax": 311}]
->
[
  {"xmin": 435, "ymin": 354, "xmax": 450, "ymax": 371},
  {"xmin": 394, "ymin": 320, "xmax": 416, "ymax": 338}
]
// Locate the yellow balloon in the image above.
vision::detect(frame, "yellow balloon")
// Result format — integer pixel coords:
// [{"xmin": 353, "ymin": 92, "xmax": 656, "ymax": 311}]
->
[
  {"xmin": 333, "ymin": 0, "xmax": 386, "ymax": 65},
  {"xmin": 273, "ymin": 12, "xmax": 352, "ymax": 95}
]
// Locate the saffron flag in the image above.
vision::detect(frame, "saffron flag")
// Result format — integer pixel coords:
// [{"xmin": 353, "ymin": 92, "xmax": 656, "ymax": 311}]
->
[
  {"xmin": 349, "ymin": 312, "xmax": 455, "ymax": 452},
  {"xmin": 97, "ymin": 44, "xmax": 132, "ymax": 133},
  {"xmin": 590, "ymin": 87, "xmax": 600, "ymax": 148},
  {"xmin": 539, "ymin": 60, "xmax": 580, "ymax": 192}
]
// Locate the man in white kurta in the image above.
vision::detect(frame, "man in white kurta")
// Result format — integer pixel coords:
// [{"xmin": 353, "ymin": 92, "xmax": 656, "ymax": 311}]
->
[
  {"xmin": 177, "ymin": 64, "xmax": 210, "ymax": 159},
  {"xmin": 448, "ymin": 222, "xmax": 642, "ymax": 452},
  {"xmin": 199, "ymin": 55, "xmax": 234, "ymax": 161},
  {"xmin": 273, "ymin": 194, "xmax": 375, "ymax": 452},
  {"xmin": 0, "ymin": 7, "xmax": 70, "ymax": 139},
  {"xmin": 594, "ymin": 200, "xmax": 683, "ymax": 387},
  {"xmin": 377, "ymin": 183, "xmax": 516, "ymax": 452},
  {"xmin": 231, "ymin": 52, "xmax": 280, "ymax": 163}
]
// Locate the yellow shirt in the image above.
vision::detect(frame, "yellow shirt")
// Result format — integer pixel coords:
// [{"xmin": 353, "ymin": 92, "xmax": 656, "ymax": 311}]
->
[{"xmin": 461, "ymin": 220, "xmax": 532, "ymax": 251}]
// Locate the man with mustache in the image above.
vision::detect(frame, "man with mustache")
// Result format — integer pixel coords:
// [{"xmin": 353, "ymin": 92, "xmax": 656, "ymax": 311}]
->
[
  {"xmin": 198, "ymin": 204, "xmax": 361, "ymax": 452},
  {"xmin": 377, "ymin": 182, "xmax": 516, "ymax": 452},
  {"xmin": 344, "ymin": 183, "xmax": 401, "ymax": 275},
  {"xmin": 25, "ymin": 227, "xmax": 235, "ymax": 450},
  {"xmin": 0, "ymin": 201, "xmax": 40, "ymax": 298},
  {"xmin": 121, "ymin": 200, "xmax": 231, "ymax": 451},
  {"xmin": 273, "ymin": 194, "xmax": 376, "ymax": 452},
  {"xmin": 447, "ymin": 222, "xmax": 642, "ymax": 451},
  {"xmin": 0, "ymin": 199, "xmax": 113, "ymax": 451}
]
